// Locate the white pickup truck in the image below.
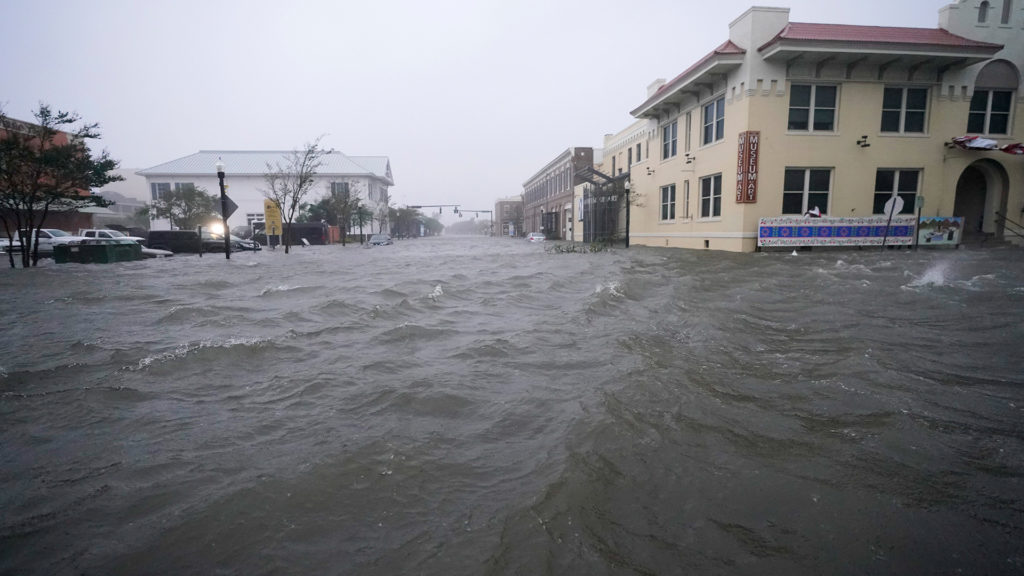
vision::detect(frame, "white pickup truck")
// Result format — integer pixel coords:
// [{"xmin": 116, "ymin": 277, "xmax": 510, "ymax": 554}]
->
[{"xmin": 78, "ymin": 229, "xmax": 147, "ymax": 245}]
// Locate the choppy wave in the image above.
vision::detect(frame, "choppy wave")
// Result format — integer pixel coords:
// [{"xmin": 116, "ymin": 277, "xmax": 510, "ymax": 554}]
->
[
  {"xmin": 125, "ymin": 337, "xmax": 271, "ymax": 371},
  {"xmin": 1, "ymin": 238, "xmax": 1023, "ymax": 575}
]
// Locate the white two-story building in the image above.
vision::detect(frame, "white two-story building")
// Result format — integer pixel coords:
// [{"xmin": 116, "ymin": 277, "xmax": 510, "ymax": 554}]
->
[{"xmin": 138, "ymin": 150, "xmax": 394, "ymax": 233}]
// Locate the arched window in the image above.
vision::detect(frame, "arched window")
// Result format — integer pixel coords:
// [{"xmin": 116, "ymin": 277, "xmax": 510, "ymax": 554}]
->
[
  {"xmin": 968, "ymin": 60, "xmax": 1019, "ymax": 134},
  {"xmin": 1002, "ymin": 0, "xmax": 1013, "ymax": 23},
  {"xmin": 979, "ymin": 0, "xmax": 990, "ymax": 23}
]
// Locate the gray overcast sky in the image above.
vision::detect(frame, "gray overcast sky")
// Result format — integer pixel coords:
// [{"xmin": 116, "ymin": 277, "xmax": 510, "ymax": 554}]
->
[{"xmin": 3, "ymin": 0, "xmax": 946, "ymax": 218}]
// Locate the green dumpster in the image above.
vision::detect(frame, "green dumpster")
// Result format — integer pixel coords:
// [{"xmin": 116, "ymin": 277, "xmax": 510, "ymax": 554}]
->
[{"xmin": 54, "ymin": 240, "xmax": 144, "ymax": 264}]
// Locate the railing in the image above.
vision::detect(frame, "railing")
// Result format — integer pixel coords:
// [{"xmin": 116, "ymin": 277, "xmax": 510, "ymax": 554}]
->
[{"xmin": 994, "ymin": 212, "xmax": 1024, "ymax": 240}]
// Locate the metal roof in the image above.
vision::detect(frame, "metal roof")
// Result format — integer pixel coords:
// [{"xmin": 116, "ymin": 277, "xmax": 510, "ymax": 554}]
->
[{"xmin": 137, "ymin": 150, "xmax": 393, "ymax": 185}]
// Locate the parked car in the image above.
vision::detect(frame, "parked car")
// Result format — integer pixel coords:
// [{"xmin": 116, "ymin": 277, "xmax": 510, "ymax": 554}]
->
[
  {"xmin": 147, "ymin": 230, "xmax": 202, "ymax": 253},
  {"xmin": 79, "ymin": 228, "xmax": 148, "ymax": 245},
  {"xmin": 204, "ymin": 232, "xmax": 261, "ymax": 251},
  {"xmin": 9, "ymin": 229, "xmax": 86, "ymax": 254},
  {"xmin": 146, "ymin": 230, "xmax": 260, "ymax": 253},
  {"xmin": 368, "ymin": 234, "xmax": 393, "ymax": 245},
  {"xmin": 1, "ymin": 236, "xmax": 23, "ymax": 253},
  {"xmin": 526, "ymin": 232, "xmax": 546, "ymax": 242}
]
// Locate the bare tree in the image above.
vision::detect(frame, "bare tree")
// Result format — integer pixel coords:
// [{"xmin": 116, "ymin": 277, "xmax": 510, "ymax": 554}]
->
[{"xmin": 261, "ymin": 136, "xmax": 329, "ymax": 254}]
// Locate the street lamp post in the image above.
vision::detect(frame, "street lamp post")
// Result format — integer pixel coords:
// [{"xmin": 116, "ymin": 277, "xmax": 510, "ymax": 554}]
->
[
  {"xmin": 624, "ymin": 179, "xmax": 631, "ymax": 249},
  {"xmin": 216, "ymin": 158, "xmax": 231, "ymax": 259}
]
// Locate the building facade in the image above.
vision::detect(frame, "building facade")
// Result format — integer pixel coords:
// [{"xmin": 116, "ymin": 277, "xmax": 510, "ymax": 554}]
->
[
  {"xmin": 494, "ymin": 196, "xmax": 524, "ymax": 237},
  {"xmin": 137, "ymin": 150, "xmax": 394, "ymax": 233},
  {"xmin": 622, "ymin": 0, "xmax": 1022, "ymax": 252},
  {"xmin": 522, "ymin": 148, "xmax": 594, "ymax": 240}
]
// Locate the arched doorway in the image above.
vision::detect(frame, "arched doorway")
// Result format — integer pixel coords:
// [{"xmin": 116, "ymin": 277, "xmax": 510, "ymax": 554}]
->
[{"xmin": 953, "ymin": 159, "xmax": 1009, "ymax": 241}]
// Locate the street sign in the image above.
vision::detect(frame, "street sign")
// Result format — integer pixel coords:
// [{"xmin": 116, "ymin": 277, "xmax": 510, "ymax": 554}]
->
[
  {"xmin": 223, "ymin": 195, "xmax": 238, "ymax": 219},
  {"xmin": 263, "ymin": 199, "xmax": 283, "ymax": 235},
  {"xmin": 884, "ymin": 194, "xmax": 905, "ymax": 218}
]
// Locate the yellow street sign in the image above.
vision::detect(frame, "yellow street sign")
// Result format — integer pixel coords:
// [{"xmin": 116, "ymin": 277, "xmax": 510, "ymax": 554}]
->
[{"xmin": 264, "ymin": 199, "xmax": 283, "ymax": 236}]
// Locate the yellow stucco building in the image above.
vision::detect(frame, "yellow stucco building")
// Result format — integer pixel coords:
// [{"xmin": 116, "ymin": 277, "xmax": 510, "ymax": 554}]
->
[{"xmin": 623, "ymin": 1, "xmax": 1023, "ymax": 252}]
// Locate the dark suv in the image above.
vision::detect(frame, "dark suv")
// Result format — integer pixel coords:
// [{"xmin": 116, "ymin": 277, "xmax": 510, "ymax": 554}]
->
[
  {"xmin": 146, "ymin": 230, "xmax": 203, "ymax": 253},
  {"xmin": 147, "ymin": 230, "xmax": 261, "ymax": 253}
]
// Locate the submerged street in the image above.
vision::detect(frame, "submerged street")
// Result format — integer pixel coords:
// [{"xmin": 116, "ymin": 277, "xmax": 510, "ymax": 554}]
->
[{"xmin": 2, "ymin": 237, "xmax": 1023, "ymax": 575}]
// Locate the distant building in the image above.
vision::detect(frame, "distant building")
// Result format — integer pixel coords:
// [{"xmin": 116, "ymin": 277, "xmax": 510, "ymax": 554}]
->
[
  {"xmin": 97, "ymin": 169, "xmax": 150, "ymax": 203},
  {"xmin": 0, "ymin": 115, "xmax": 106, "ymax": 232},
  {"xmin": 619, "ymin": 1, "xmax": 1022, "ymax": 251},
  {"xmin": 90, "ymin": 169, "xmax": 149, "ymax": 228},
  {"xmin": 137, "ymin": 150, "xmax": 394, "ymax": 233},
  {"xmin": 494, "ymin": 196, "xmax": 524, "ymax": 237},
  {"xmin": 523, "ymin": 148, "xmax": 594, "ymax": 240}
]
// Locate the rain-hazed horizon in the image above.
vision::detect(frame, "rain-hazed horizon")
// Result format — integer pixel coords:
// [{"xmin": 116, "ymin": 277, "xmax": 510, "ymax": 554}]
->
[{"xmin": 1, "ymin": 0, "xmax": 949, "ymax": 216}]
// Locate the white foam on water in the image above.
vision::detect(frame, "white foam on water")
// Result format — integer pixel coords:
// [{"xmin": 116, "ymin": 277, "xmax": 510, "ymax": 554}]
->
[
  {"xmin": 906, "ymin": 261, "xmax": 951, "ymax": 288},
  {"xmin": 595, "ymin": 282, "xmax": 623, "ymax": 297},
  {"xmin": 260, "ymin": 285, "xmax": 304, "ymax": 295},
  {"xmin": 834, "ymin": 260, "xmax": 873, "ymax": 274},
  {"xmin": 428, "ymin": 285, "xmax": 444, "ymax": 301},
  {"xmin": 125, "ymin": 337, "xmax": 268, "ymax": 371}
]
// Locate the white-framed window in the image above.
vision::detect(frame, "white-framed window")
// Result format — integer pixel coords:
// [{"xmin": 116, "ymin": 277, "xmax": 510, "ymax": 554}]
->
[
  {"xmin": 331, "ymin": 181, "xmax": 350, "ymax": 197},
  {"xmin": 702, "ymin": 97, "xmax": 725, "ymax": 144},
  {"xmin": 881, "ymin": 87, "xmax": 928, "ymax": 133},
  {"xmin": 636, "ymin": 143, "xmax": 642, "ymax": 162},
  {"xmin": 660, "ymin": 184, "xmax": 676, "ymax": 221},
  {"xmin": 1001, "ymin": 0, "xmax": 1012, "ymax": 23},
  {"xmin": 150, "ymin": 182, "xmax": 171, "ymax": 200},
  {"xmin": 968, "ymin": 90, "xmax": 1012, "ymax": 134},
  {"xmin": 699, "ymin": 174, "xmax": 722, "ymax": 218},
  {"xmin": 662, "ymin": 120, "xmax": 678, "ymax": 159},
  {"xmin": 683, "ymin": 180, "xmax": 691, "ymax": 219},
  {"xmin": 873, "ymin": 169, "xmax": 919, "ymax": 215},
  {"xmin": 782, "ymin": 168, "xmax": 832, "ymax": 215},
  {"xmin": 173, "ymin": 182, "xmax": 195, "ymax": 193},
  {"xmin": 788, "ymin": 85, "xmax": 837, "ymax": 132},
  {"xmin": 979, "ymin": 0, "xmax": 990, "ymax": 22}
]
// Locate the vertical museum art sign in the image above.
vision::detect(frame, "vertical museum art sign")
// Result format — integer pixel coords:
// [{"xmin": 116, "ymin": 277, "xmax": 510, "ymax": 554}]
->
[{"xmin": 735, "ymin": 130, "xmax": 760, "ymax": 203}]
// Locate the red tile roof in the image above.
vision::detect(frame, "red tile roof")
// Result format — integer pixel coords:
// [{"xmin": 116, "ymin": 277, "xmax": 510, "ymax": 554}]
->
[
  {"xmin": 760, "ymin": 22, "xmax": 1003, "ymax": 51},
  {"xmin": 632, "ymin": 40, "xmax": 745, "ymax": 114},
  {"xmin": 633, "ymin": 22, "xmax": 1002, "ymax": 117}
]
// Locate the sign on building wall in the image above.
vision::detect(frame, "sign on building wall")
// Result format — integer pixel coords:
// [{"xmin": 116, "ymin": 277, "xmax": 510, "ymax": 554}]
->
[
  {"xmin": 917, "ymin": 217, "xmax": 963, "ymax": 246},
  {"xmin": 758, "ymin": 215, "xmax": 917, "ymax": 247},
  {"xmin": 736, "ymin": 131, "xmax": 760, "ymax": 203}
]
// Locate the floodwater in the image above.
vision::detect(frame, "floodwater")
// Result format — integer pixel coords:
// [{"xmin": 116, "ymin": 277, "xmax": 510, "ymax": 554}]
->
[{"xmin": 1, "ymin": 237, "xmax": 1022, "ymax": 575}]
